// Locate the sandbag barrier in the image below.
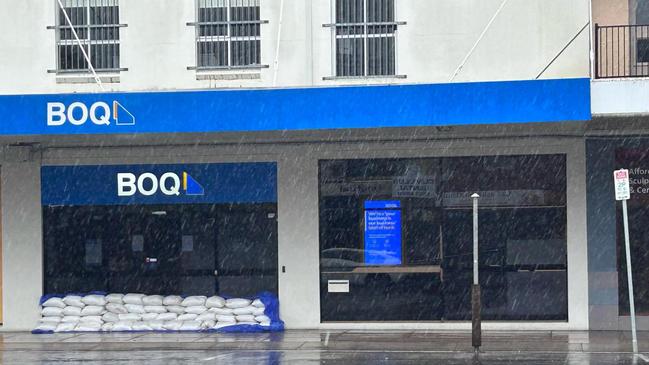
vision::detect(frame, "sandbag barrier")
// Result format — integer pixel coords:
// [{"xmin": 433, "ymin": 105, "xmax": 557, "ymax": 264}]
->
[{"xmin": 33, "ymin": 291, "xmax": 284, "ymax": 334}]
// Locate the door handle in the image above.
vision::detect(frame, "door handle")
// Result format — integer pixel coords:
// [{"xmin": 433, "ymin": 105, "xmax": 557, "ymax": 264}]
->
[{"xmin": 214, "ymin": 270, "xmax": 218, "ymax": 277}]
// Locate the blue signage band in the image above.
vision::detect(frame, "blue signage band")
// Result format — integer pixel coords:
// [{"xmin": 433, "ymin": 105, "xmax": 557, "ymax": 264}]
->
[{"xmin": 0, "ymin": 78, "xmax": 590, "ymax": 136}]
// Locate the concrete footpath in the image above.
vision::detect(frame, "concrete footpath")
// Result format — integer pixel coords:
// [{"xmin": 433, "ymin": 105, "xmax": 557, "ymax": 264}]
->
[{"xmin": 0, "ymin": 330, "xmax": 649, "ymax": 364}]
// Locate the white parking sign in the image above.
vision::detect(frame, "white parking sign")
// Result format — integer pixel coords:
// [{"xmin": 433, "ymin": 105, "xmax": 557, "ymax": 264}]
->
[{"xmin": 614, "ymin": 169, "xmax": 631, "ymax": 201}]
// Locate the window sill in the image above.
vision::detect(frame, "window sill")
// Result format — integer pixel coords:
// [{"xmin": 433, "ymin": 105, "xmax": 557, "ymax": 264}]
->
[
  {"xmin": 323, "ymin": 75, "xmax": 407, "ymax": 81},
  {"xmin": 54, "ymin": 74, "xmax": 121, "ymax": 84},
  {"xmin": 49, "ymin": 69, "xmax": 125, "ymax": 84},
  {"xmin": 192, "ymin": 66, "xmax": 266, "ymax": 81}
]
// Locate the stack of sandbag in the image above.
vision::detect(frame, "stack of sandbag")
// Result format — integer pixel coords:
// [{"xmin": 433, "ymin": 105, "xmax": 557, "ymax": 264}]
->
[
  {"xmin": 34, "ymin": 294, "xmax": 107, "ymax": 332},
  {"xmin": 34, "ymin": 292, "xmax": 270, "ymax": 333}
]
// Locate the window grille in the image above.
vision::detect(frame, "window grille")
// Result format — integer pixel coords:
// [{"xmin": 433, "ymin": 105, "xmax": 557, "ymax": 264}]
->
[
  {"xmin": 188, "ymin": 0, "xmax": 268, "ymax": 70},
  {"xmin": 325, "ymin": 0, "xmax": 405, "ymax": 78},
  {"xmin": 48, "ymin": 0, "xmax": 126, "ymax": 74}
]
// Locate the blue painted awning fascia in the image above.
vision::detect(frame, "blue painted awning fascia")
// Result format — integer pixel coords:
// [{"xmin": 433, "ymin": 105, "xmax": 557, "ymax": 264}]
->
[{"xmin": 0, "ymin": 78, "xmax": 590, "ymax": 136}]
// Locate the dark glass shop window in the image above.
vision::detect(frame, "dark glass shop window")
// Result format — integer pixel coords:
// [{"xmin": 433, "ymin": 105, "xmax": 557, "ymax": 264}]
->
[
  {"xmin": 616, "ymin": 148, "xmax": 649, "ymax": 316},
  {"xmin": 318, "ymin": 154, "xmax": 568, "ymax": 322},
  {"xmin": 43, "ymin": 203, "xmax": 278, "ymax": 297}
]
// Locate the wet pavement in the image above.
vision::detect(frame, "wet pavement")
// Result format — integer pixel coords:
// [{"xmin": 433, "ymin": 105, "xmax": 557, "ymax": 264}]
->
[{"xmin": 1, "ymin": 330, "xmax": 649, "ymax": 364}]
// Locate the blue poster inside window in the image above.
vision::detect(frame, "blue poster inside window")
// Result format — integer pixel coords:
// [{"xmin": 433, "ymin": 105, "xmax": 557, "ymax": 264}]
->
[{"xmin": 364, "ymin": 201, "xmax": 402, "ymax": 265}]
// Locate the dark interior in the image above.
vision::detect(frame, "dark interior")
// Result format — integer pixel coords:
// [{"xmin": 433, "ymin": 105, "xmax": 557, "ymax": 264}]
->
[{"xmin": 43, "ymin": 203, "xmax": 278, "ymax": 297}]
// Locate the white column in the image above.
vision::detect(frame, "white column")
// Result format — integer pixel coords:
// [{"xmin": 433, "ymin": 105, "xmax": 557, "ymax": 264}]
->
[
  {"xmin": 277, "ymin": 148, "xmax": 320, "ymax": 328},
  {"xmin": 566, "ymin": 140, "xmax": 589, "ymax": 330},
  {"xmin": 1, "ymin": 147, "xmax": 43, "ymax": 331}
]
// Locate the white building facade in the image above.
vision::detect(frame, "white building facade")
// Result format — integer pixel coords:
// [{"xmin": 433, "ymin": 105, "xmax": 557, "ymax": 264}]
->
[{"xmin": 0, "ymin": 0, "xmax": 596, "ymax": 331}]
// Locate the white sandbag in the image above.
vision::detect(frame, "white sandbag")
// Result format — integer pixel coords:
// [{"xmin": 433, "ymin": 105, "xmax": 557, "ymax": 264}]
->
[
  {"xmin": 233, "ymin": 306, "xmax": 255, "ymax": 315},
  {"xmin": 125, "ymin": 304, "xmax": 146, "ymax": 314},
  {"xmin": 163, "ymin": 320, "xmax": 183, "ymax": 331},
  {"xmin": 213, "ymin": 322, "xmax": 237, "ymax": 329},
  {"xmin": 162, "ymin": 295, "xmax": 183, "ymax": 306},
  {"xmin": 102, "ymin": 312, "xmax": 119, "ymax": 322},
  {"xmin": 209, "ymin": 307, "xmax": 234, "ymax": 315},
  {"xmin": 141, "ymin": 313, "xmax": 159, "ymax": 321},
  {"xmin": 79, "ymin": 315, "xmax": 103, "ymax": 323},
  {"xmin": 62, "ymin": 306, "xmax": 82, "ymax": 316},
  {"xmin": 101, "ymin": 322, "xmax": 115, "ymax": 331},
  {"xmin": 34, "ymin": 321, "xmax": 57, "ymax": 332},
  {"xmin": 196, "ymin": 312, "xmax": 216, "ymax": 322},
  {"xmin": 81, "ymin": 295, "xmax": 107, "ymax": 306},
  {"xmin": 61, "ymin": 316, "xmax": 80, "ymax": 323},
  {"xmin": 225, "ymin": 298, "xmax": 251, "ymax": 309},
  {"xmin": 144, "ymin": 305, "xmax": 167, "ymax": 313},
  {"xmin": 40, "ymin": 316, "xmax": 62, "ymax": 323},
  {"xmin": 122, "ymin": 293, "xmax": 145, "ymax": 305},
  {"xmin": 258, "ymin": 321, "xmax": 270, "ymax": 327},
  {"xmin": 41, "ymin": 307, "xmax": 63, "ymax": 317},
  {"xmin": 106, "ymin": 303, "xmax": 128, "ymax": 314},
  {"xmin": 76, "ymin": 322, "xmax": 102, "ymax": 332},
  {"xmin": 156, "ymin": 312, "xmax": 178, "ymax": 321},
  {"xmin": 118, "ymin": 313, "xmax": 141, "ymax": 321},
  {"xmin": 215, "ymin": 315, "xmax": 236, "ymax": 323},
  {"xmin": 142, "ymin": 295, "xmax": 164, "ymax": 306},
  {"xmin": 106, "ymin": 293, "xmax": 124, "ymax": 304},
  {"xmin": 251, "ymin": 299, "xmax": 264, "ymax": 308},
  {"xmin": 205, "ymin": 296, "xmax": 226, "ymax": 308},
  {"xmin": 201, "ymin": 320, "xmax": 216, "ymax": 329},
  {"xmin": 166, "ymin": 305, "xmax": 185, "ymax": 314},
  {"xmin": 148, "ymin": 320, "xmax": 165, "ymax": 331},
  {"xmin": 252, "ymin": 307, "xmax": 265, "ymax": 316},
  {"xmin": 132, "ymin": 322, "xmax": 153, "ymax": 331},
  {"xmin": 235, "ymin": 315, "xmax": 255, "ymax": 322},
  {"xmin": 255, "ymin": 315, "xmax": 270, "ymax": 323},
  {"xmin": 236, "ymin": 321, "xmax": 258, "ymax": 326},
  {"xmin": 54, "ymin": 322, "xmax": 76, "ymax": 332},
  {"xmin": 177, "ymin": 313, "xmax": 198, "ymax": 321},
  {"xmin": 179, "ymin": 321, "xmax": 202, "ymax": 331},
  {"xmin": 63, "ymin": 295, "xmax": 85, "ymax": 308},
  {"xmin": 181, "ymin": 296, "xmax": 207, "ymax": 307},
  {"xmin": 113, "ymin": 321, "xmax": 134, "ymax": 331},
  {"xmin": 42, "ymin": 297, "xmax": 66, "ymax": 308},
  {"xmin": 184, "ymin": 306, "xmax": 207, "ymax": 315},
  {"xmin": 80, "ymin": 306, "xmax": 104, "ymax": 316}
]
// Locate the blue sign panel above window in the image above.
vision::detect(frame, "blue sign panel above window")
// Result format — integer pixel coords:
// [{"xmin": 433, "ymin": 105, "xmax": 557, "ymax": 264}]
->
[
  {"xmin": 41, "ymin": 162, "xmax": 277, "ymax": 206},
  {"xmin": 0, "ymin": 78, "xmax": 589, "ymax": 136}
]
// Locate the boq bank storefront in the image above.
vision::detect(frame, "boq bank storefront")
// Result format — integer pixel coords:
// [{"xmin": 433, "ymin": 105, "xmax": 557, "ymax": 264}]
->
[{"xmin": 0, "ymin": 79, "xmax": 591, "ymax": 331}]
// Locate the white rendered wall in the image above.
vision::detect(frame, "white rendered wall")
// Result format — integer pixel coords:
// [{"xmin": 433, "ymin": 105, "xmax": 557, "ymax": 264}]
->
[{"xmin": 0, "ymin": 0, "xmax": 589, "ymax": 95}]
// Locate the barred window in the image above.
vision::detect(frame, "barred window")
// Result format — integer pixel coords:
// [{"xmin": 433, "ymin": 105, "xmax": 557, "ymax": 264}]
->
[
  {"xmin": 191, "ymin": 0, "xmax": 268, "ymax": 70},
  {"xmin": 327, "ymin": 0, "xmax": 404, "ymax": 78},
  {"xmin": 50, "ymin": 0, "xmax": 125, "ymax": 74}
]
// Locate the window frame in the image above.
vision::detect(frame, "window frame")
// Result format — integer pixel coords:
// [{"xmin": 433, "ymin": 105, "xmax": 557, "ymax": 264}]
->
[
  {"xmin": 187, "ymin": 0, "xmax": 269, "ymax": 71},
  {"xmin": 324, "ymin": 0, "xmax": 406, "ymax": 80},
  {"xmin": 47, "ymin": 0, "xmax": 127, "ymax": 75}
]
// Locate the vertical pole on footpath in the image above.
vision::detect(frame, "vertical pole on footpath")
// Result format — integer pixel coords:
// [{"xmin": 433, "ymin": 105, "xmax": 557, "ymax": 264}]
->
[
  {"xmin": 471, "ymin": 193, "xmax": 481, "ymax": 353},
  {"xmin": 614, "ymin": 169, "xmax": 638, "ymax": 353},
  {"xmin": 622, "ymin": 199, "xmax": 638, "ymax": 353}
]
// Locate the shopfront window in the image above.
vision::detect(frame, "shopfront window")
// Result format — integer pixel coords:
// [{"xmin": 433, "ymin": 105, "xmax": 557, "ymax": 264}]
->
[
  {"xmin": 42, "ymin": 163, "xmax": 278, "ymax": 297},
  {"xmin": 319, "ymin": 155, "xmax": 567, "ymax": 321},
  {"xmin": 616, "ymin": 149, "xmax": 649, "ymax": 315}
]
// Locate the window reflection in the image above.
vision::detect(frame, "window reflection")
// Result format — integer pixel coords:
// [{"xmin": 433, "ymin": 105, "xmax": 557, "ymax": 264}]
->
[{"xmin": 319, "ymin": 155, "xmax": 567, "ymax": 321}]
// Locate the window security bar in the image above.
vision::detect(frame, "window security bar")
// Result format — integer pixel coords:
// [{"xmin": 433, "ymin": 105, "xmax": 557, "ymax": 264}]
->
[
  {"xmin": 327, "ymin": 0, "xmax": 405, "ymax": 78},
  {"xmin": 189, "ymin": 0, "xmax": 268, "ymax": 71},
  {"xmin": 48, "ymin": 0, "xmax": 126, "ymax": 75}
]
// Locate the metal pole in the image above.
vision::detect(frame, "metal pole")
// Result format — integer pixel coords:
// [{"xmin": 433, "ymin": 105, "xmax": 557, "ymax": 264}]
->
[
  {"xmin": 622, "ymin": 199, "xmax": 638, "ymax": 353},
  {"xmin": 471, "ymin": 193, "xmax": 481, "ymax": 352}
]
